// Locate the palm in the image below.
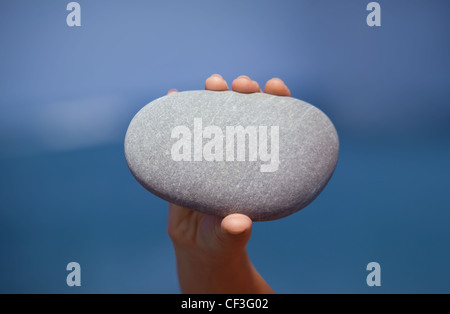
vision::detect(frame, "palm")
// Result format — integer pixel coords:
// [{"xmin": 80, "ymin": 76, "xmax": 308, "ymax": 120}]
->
[{"xmin": 168, "ymin": 203, "xmax": 222, "ymax": 252}]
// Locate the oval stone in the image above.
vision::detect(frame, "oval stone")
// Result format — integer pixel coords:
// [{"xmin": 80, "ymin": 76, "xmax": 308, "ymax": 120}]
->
[{"xmin": 125, "ymin": 90, "xmax": 339, "ymax": 221}]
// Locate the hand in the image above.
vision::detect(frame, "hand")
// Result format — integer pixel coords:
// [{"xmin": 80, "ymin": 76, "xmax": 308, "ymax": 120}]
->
[{"xmin": 167, "ymin": 74, "xmax": 290, "ymax": 294}]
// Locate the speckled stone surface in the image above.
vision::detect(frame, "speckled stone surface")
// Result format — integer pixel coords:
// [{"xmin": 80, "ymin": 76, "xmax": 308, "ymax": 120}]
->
[{"xmin": 125, "ymin": 90, "xmax": 339, "ymax": 221}]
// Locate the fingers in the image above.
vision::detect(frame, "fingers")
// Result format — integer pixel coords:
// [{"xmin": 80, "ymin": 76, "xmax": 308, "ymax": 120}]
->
[
  {"xmin": 232, "ymin": 75, "xmax": 261, "ymax": 93},
  {"xmin": 172, "ymin": 75, "xmax": 290, "ymax": 97},
  {"xmin": 205, "ymin": 74, "xmax": 229, "ymax": 91},
  {"xmin": 264, "ymin": 78, "xmax": 291, "ymax": 96},
  {"xmin": 218, "ymin": 214, "xmax": 252, "ymax": 247}
]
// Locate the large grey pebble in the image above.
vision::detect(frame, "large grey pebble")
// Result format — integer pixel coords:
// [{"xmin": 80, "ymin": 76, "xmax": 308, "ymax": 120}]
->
[{"xmin": 125, "ymin": 90, "xmax": 339, "ymax": 221}]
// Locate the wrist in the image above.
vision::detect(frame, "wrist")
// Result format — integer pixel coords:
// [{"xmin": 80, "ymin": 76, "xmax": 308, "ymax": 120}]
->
[
  {"xmin": 172, "ymin": 240, "xmax": 250, "ymax": 271},
  {"xmin": 173, "ymin": 243, "xmax": 257, "ymax": 293}
]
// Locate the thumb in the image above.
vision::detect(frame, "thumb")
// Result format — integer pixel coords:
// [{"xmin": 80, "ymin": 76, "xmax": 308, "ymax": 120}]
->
[{"xmin": 216, "ymin": 214, "xmax": 253, "ymax": 248}]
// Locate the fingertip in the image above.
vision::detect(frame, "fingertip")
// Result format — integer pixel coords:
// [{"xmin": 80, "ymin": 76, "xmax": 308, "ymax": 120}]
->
[
  {"xmin": 221, "ymin": 214, "xmax": 252, "ymax": 236},
  {"xmin": 210, "ymin": 74, "xmax": 223, "ymax": 79},
  {"xmin": 232, "ymin": 76, "xmax": 261, "ymax": 94},
  {"xmin": 167, "ymin": 89, "xmax": 178, "ymax": 95},
  {"xmin": 205, "ymin": 74, "xmax": 229, "ymax": 91},
  {"xmin": 264, "ymin": 78, "xmax": 291, "ymax": 96},
  {"xmin": 236, "ymin": 75, "xmax": 251, "ymax": 81}
]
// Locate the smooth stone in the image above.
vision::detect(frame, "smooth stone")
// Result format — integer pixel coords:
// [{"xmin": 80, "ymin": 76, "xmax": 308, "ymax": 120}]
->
[{"xmin": 124, "ymin": 90, "xmax": 339, "ymax": 221}]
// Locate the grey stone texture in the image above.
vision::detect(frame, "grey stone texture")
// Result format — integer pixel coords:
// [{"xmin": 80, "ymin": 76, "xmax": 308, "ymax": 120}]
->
[{"xmin": 125, "ymin": 90, "xmax": 339, "ymax": 221}]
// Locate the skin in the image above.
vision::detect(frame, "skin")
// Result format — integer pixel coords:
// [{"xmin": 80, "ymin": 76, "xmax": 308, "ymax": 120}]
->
[{"xmin": 167, "ymin": 74, "xmax": 291, "ymax": 294}]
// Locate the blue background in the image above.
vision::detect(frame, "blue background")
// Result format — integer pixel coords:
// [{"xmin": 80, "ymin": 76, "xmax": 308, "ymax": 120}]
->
[{"xmin": 1, "ymin": 0, "xmax": 449, "ymax": 293}]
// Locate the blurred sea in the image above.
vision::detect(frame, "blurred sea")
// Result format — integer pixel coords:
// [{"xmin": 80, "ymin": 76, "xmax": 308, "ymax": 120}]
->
[{"xmin": 1, "ymin": 134, "xmax": 449, "ymax": 293}]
